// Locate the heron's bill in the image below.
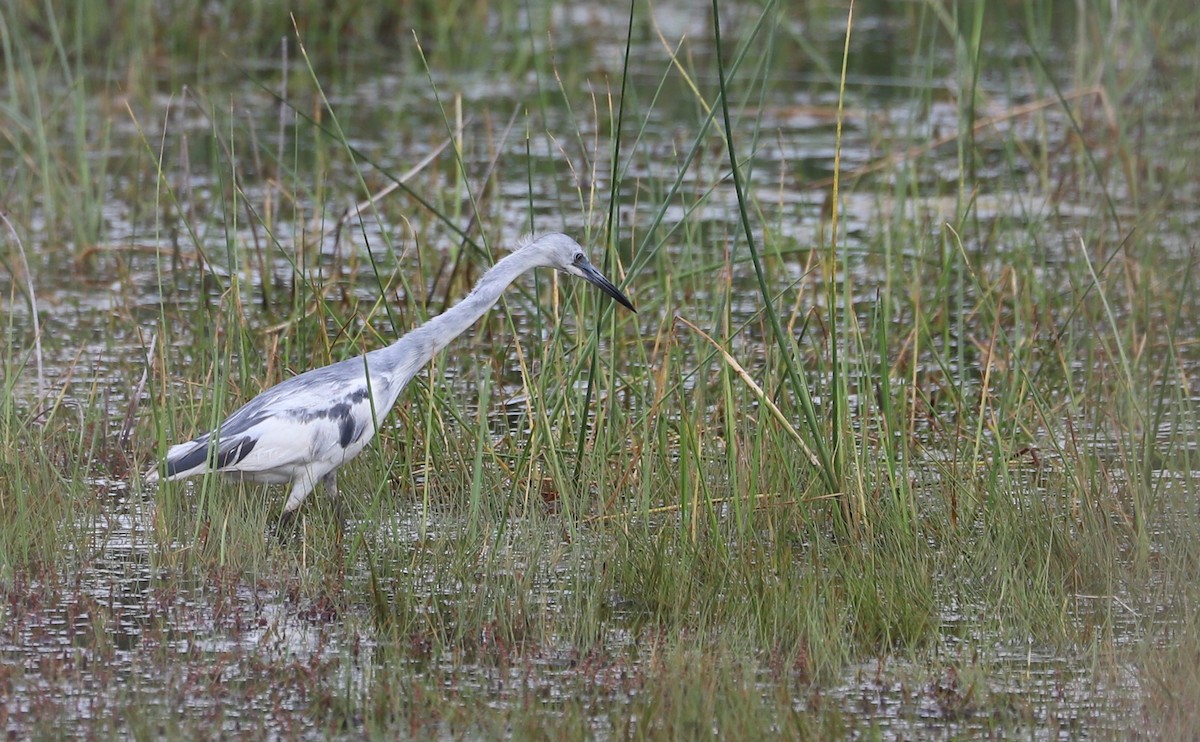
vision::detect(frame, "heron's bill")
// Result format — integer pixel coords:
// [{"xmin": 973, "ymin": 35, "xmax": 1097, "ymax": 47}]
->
[{"xmin": 580, "ymin": 262, "xmax": 636, "ymax": 313}]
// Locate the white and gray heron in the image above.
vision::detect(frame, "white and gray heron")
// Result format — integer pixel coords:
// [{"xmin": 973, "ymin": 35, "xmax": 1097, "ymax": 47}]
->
[{"xmin": 145, "ymin": 232, "xmax": 635, "ymax": 513}]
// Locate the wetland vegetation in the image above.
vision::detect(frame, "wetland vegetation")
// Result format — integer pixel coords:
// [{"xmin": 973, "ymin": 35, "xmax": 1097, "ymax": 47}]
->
[{"xmin": 2, "ymin": 0, "xmax": 1200, "ymax": 737}]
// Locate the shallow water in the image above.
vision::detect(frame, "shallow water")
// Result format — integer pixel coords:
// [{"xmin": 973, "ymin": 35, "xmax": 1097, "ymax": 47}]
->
[
  {"xmin": 2, "ymin": 1, "xmax": 1196, "ymax": 737},
  {"xmin": 0, "ymin": 492, "xmax": 1156, "ymax": 737}
]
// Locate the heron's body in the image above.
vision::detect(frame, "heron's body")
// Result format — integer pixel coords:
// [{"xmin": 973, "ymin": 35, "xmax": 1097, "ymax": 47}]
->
[{"xmin": 145, "ymin": 233, "xmax": 634, "ymax": 512}]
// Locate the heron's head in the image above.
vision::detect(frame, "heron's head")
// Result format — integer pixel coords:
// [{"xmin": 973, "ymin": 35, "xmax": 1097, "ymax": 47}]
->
[{"xmin": 528, "ymin": 233, "xmax": 636, "ymax": 313}]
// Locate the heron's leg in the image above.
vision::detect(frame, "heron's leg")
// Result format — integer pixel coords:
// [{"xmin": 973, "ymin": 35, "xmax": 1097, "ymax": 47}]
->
[
  {"xmin": 274, "ymin": 508, "xmax": 300, "ymax": 543},
  {"xmin": 283, "ymin": 476, "xmax": 318, "ymax": 513},
  {"xmin": 276, "ymin": 475, "xmax": 319, "ymax": 543},
  {"xmin": 321, "ymin": 469, "xmax": 352, "ymax": 529}
]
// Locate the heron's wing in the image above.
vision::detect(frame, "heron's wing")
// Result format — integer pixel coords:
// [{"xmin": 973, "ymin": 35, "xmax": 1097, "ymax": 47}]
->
[
  {"xmin": 159, "ymin": 354, "xmax": 401, "ymax": 480},
  {"xmin": 172, "ymin": 367, "xmax": 382, "ymax": 474}
]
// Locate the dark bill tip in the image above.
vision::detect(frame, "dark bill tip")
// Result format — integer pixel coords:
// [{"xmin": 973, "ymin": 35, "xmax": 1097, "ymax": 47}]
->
[{"xmin": 582, "ymin": 263, "xmax": 636, "ymax": 313}]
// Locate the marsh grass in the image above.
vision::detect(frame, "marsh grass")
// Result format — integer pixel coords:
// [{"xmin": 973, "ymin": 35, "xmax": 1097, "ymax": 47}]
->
[{"xmin": 1, "ymin": 0, "xmax": 1199, "ymax": 736}]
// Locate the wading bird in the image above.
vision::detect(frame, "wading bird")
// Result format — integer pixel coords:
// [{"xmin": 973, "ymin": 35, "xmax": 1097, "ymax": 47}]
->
[{"xmin": 145, "ymin": 232, "xmax": 635, "ymax": 513}]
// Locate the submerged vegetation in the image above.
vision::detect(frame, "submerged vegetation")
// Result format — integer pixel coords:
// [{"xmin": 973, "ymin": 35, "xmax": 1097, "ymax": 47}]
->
[{"xmin": 2, "ymin": 0, "xmax": 1199, "ymax": 736}]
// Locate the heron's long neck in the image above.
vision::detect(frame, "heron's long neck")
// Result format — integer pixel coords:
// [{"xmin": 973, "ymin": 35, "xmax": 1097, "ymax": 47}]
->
[{"xmin": 376, "ymin": 250, "xmax": 534, "ymax": 380}]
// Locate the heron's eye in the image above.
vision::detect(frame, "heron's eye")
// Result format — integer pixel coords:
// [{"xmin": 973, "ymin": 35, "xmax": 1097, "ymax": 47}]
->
[{"xmin": 574, "ymin": 252, "xmax": 587, "ymax": 265}]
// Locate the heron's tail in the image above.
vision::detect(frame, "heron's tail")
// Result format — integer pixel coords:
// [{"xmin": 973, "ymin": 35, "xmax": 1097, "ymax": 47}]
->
[
  {"xmin": 144, "ymin": 439, "xmax": 208, "ymax": 485},
  {"xmin": 145, "ymin": 435, "xmax": 258, "ymax": 485}
]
